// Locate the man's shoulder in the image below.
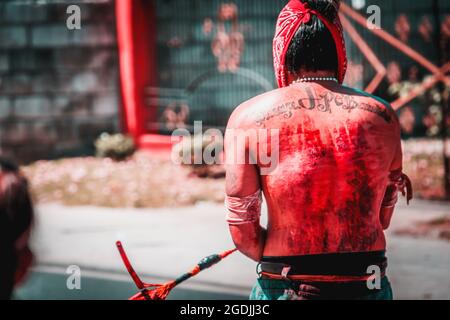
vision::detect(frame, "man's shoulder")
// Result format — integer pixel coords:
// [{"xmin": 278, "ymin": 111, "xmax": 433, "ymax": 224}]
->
[
  {"xmin": 342, "ymin": 86, "xmax": 394, "ymax": 112},
  {"xmin": 227, "ymin": 87, "xmax": 287, "ymax": 129},
  {"xmin": 351, "ymin": 87, "xmax": 392, "ymax": 108},
  {"xmin": 341, "ymin": 86, "xmax": 400, "ymax": 126}
]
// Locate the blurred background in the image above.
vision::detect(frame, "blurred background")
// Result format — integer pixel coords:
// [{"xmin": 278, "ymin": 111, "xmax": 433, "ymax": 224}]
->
[{"xmin": 0, "ymin": 0, "xmax": 449, "ymax": 300}]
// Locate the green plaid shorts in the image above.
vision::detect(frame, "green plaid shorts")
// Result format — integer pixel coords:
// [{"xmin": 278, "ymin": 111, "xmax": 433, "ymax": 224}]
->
[{"xmin": 249, "ymin": 276, "xmax": 393, "ymax": 300}]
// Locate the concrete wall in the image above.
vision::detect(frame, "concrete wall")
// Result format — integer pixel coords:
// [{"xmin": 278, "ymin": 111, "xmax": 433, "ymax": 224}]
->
[{"xmin": 0, "ymin": 0, "xmax": 120, "ymax": 163}]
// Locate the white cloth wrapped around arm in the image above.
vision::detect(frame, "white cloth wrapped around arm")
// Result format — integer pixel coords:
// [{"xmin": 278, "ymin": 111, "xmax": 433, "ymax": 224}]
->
[{"xmin": 225, "ymin": 190, "xmax": 262, "ymax": 226}]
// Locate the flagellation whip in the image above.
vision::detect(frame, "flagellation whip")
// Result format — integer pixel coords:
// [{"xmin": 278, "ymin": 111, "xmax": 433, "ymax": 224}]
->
[{"xmin": 116, "ymin": 241, "xmax": 237, "ymax": 300}]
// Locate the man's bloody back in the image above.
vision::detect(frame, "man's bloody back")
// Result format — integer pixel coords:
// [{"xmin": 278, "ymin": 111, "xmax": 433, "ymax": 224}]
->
[{"xmin": 252, "ymin": 82, "xmax": 402, "ymax": 256}]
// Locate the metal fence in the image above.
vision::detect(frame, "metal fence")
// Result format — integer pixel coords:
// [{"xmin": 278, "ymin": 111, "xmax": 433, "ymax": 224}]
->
[{"xmin": 145, "ymin": 0, "xmax": 450, "ymax": 139}]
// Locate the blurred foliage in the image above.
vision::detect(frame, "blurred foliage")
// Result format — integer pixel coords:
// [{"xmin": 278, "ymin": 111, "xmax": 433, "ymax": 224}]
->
[
  {"xmin": 390, "ymin": 78, "xmax": 449, "ymax": 138},
  {"xmin": 95, "ymin": 133, "xmax": 136, "ymax": 161},
  {"xmin": 172, "ymin": 133, "xmax": 225, "ymax": 178},
  {"xmin": 402, "ymin": 139, "xmax": 447, "ymax": 199},
  {"xmin": 23, "ymin": 152, "xmax": 225, "ymax": 208}
]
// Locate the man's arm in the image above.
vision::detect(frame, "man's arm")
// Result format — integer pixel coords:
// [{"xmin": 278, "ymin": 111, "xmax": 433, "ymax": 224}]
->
[
  {"xmin": 224, "ymin": 122, "xmax": 266, "ymax": 262},
  {"xmin": 379, "ymin": 134, "xmax": 402, "ymax": 230},
  {"xmin": 380, "ymin": 117, "xmax": 413, "ymax": 229}
]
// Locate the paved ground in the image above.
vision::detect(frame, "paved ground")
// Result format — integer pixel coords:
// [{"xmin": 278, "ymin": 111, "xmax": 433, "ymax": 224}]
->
[
  {"xmin": 15, "ymin": 270, "xmax": 246, "ymax": 300},
  {"xmin": 17, "ymin": 199, "xmax": 450, "ymax": 300}
]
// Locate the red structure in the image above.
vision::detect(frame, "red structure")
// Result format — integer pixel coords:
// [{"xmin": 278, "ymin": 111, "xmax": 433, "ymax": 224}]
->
[{"xmin": 116, "ymin": 0, "xmax": 176, "ymax": 153}]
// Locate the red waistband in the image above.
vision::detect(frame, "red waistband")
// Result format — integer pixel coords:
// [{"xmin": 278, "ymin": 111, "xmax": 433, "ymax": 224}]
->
[{"xmin": 261, "ymin": 271, "xmax": 386, "ymax": 283}]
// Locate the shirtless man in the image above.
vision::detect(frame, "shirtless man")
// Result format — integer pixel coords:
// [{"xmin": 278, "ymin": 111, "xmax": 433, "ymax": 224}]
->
[{"xmin": 224, "ymin": 0, "xmax": 412, "ymax": 300}]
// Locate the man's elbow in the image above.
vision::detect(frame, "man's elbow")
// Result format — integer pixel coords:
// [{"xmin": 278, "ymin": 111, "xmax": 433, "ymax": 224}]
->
[
  {"xmin": 233, "ymin": 241, "xmax": 262, "ymax": 262},
  {"xmin": 229, "ymin": 224, "xmax": 264, "ymax": 262}
]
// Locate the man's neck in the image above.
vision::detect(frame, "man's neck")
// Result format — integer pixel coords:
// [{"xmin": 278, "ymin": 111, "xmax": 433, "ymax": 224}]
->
[{"xmin": 287, "ymin": 70, "xmax": 337, "ymax": 84}]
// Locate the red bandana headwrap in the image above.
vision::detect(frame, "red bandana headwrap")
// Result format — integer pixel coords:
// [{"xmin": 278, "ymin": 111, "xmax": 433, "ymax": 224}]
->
[{"xmin": 273, "ymin": 0, "xmax": 347, "ymax": 87}]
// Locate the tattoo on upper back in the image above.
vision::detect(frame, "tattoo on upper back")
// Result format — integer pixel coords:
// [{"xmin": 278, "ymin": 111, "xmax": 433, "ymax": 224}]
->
[{"xmin": 255, "ymin": 87, "xmax": 392, "ymax": 126}]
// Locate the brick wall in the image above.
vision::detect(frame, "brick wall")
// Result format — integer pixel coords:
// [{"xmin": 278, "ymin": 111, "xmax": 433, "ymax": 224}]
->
[{"xmin": 0, "ymin": 0, "xmax": 120, "ymax": 163}]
